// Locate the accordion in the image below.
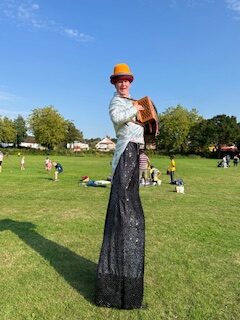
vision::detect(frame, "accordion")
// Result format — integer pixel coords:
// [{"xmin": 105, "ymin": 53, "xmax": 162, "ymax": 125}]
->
[{"xmin": 136, "ymin": 96, "xmax": 159, "ymax": 137}]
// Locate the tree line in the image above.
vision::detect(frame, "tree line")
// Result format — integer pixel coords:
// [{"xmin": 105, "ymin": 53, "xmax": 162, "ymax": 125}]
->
[
  {"xmin": 156, "ymin": 105, "xmax": 240, "ymax": 154},
  {"xmin": 1, "ymin": 104, "xmax": 240, "ymax": 153},
  {"xmin": 0, "ymin": 106, "xmax": 83, "ymax": 150}
]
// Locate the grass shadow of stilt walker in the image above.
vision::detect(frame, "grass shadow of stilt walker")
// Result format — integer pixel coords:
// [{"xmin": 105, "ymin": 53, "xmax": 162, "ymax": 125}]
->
[{"xmin": 0, "ymin": 219, "xmax": 97, "ymax": 304}]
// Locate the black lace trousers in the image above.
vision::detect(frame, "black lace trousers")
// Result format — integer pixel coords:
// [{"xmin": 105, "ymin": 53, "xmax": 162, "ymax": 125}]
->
[{"xmin": 95, "ymin": 142, "xmax": 145, "ymax": 309}]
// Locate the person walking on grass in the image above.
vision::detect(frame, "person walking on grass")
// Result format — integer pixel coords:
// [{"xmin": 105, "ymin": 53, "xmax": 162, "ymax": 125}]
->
[
  {"xmin": 45, "ymin": 157, "xmax": 52, "ymax": 173},
  {"xmin": 20, "ymin": 156, "xmax": 25, "ymax": 170},
  {"xmin": 52, "ymin": 161, "xmax": 63, "ymax": 181}
]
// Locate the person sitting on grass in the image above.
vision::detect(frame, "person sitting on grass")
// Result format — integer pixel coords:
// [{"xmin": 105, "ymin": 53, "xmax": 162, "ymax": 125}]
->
[
  {"xmin": 52, "ymin": 162, "xmax": 63, "ymax": 181},
  {"xmin": 150, "ymin": 165, "xmax": 161, "ymax": 185}
]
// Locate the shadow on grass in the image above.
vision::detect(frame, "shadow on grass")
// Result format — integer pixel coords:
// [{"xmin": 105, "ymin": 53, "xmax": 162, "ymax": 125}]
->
[
  {"xmin": 0, "ymin": 219, "xmax": 97, "ymax": 304},
  {"xmin": 37, "ymin": 176, "xmax": 54, "ymax": 180}
]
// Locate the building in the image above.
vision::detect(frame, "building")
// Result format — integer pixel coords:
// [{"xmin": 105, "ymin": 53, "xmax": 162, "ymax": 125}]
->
[
  {"xmin": 95, "ymin": 137, "xmax": 116, "ymax": 151},
  {"xmin": 20, "ymin": 136, "xmax": 46, "ymax": 150},
  {"xmin": 67, "ymin": 141, "xmax": 89, "ymax": 152}
]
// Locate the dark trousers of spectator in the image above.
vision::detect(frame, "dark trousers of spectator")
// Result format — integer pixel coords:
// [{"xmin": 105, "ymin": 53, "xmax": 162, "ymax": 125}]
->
[{"xmin": 170, "ymin": 171, "xmax": 175, "ymax": 184}]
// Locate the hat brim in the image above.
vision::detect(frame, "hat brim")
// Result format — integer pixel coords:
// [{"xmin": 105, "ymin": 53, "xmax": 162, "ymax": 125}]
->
[{"xmin": 110, "ymin": 74, "xmax": 134, "ymax": 84}]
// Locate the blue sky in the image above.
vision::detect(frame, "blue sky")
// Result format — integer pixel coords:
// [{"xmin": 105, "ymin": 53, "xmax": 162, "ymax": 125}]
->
[{"xmin": 0, "ymin": 0, "xmax": 239, "ymax": 139}]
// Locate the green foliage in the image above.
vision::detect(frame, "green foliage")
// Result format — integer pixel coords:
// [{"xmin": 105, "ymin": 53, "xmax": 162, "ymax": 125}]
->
[
  {"xmin": 0, "ymin": 116, "xmax": 16, "ymax": 143},
  {"xmin": 189, "ymin": 119, "xmax": 216, "ymax": 152},
  {"xmin": 189, "ymin": 115, "xmax": 240, "ymax": 153},
  {"xmin": 64, "ymin": 120, "xmax": 83, "ymax": 144},
  {"xmin": 157, "ymin": 107, "xmax": 240, "ymax": 155},
  {"xmin": 28, "ymin": 106, "xmax": 67, "ymax": 150},
  {"xmin": 84, "ymin": 137, "xmax": 102, "ymax": 149},
  {"xmin": 210, "ymin": 114, "xmax": 240, "ymax": 145},
  {"xmin": 156, "ymin": 105, "xmax": 202, "ymax": 153},
  {"xmin": 13, "ymin": 115, "xmax": 28, "ymax": 147}
]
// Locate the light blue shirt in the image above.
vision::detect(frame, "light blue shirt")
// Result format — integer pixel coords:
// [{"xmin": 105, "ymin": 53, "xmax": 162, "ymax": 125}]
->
[{"xmin": 109, "ymin": 92, "xmax": 144, "ymax": 174}]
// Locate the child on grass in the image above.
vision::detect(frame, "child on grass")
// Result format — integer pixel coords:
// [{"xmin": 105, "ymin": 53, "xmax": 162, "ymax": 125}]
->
[{"xmin": 52, "ymin": 162, "xmax": 63, "ymax": 181}]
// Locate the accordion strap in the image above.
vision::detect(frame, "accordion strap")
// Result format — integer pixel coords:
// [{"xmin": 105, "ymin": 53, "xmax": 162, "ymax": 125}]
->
[{"xmin": 130, "ymin": 120, "xmax": 144, "ymax": 126}]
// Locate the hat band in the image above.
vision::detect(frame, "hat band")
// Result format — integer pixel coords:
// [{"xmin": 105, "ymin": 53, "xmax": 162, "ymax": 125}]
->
[{"xmin": 110, "ymin": 74, "xmax": 134, "ymax": 84}]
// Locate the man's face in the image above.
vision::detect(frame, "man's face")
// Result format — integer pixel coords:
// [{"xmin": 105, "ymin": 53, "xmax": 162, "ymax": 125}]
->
[{"xmin": 115, "ymin": 80, "xmax": 131, "ymax": 97}]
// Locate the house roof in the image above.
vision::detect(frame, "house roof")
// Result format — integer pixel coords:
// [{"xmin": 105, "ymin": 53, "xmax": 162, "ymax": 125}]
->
[
  {"xmin": 220, "ymin": 145, "xmax": 238, "ymax": 152},
  {"xmin": 97, "ymin": 137, "xmax": 115, "ymax": 145},
  {"xmin": 22, "ymin": 136, "xmax": 36, "ymax": 143}
]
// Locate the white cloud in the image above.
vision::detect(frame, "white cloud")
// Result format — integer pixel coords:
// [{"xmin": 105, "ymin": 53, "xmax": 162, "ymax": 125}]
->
[
  {"xmin": 18, "ymin": 3, "xmax": 39, "ymax": 19},
  {"xmin": 225, "ymin": 0, "xmax": 240, "ymax": 13},
  {"xmin": 1, "ymin": 0, "xmax": 43, "ymax": 25},
  {"xmin": 63, "ymin": 28, "xmax": 94, "ymax": 42},
  {"xmin": 168, "ymin": 0, "xmax": 215, "ymax": 9},
  {"xmin": 0, "ymin": 0, "xmax": 94, "ymax": 42}
]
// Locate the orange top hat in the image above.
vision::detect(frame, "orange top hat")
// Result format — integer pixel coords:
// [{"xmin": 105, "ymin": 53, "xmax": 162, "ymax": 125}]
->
[{"xmin": 110, "ymin": 63, "xmax": 134, "ymax": 84}]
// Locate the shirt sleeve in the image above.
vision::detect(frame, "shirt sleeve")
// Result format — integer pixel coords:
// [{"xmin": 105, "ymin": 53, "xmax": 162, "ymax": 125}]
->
[{"xmin": 109, "ymin": 97, "xmax": 137, "ymax": 125}]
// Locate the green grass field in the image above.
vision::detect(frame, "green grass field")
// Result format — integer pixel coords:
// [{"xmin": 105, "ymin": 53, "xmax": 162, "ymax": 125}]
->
[{"xmin": 0, "ymin": 154, "xmax": 239, "ymax": 320}]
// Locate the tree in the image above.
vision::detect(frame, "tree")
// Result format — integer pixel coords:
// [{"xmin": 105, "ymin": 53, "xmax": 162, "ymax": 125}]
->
[
  {"xmin": 189, "ymin": 119, "xmax": 216, "ymax": 152},
  {"xmin": 28, "ymin": 106, "xmax": 66, "ymax": 150},
  {"xmin": 14, "ymin": 115, "xmax": 28, "ymax": 147},
  {"xmin": 64, "ymin": 120, "xmax": 83, "ymax": 145},
  {"xmin": 0, "ymin": 117, "xmax": 16, "ymax": 144},
  {"xmin": 156, "ymin": 105, "xmax": 202, "ymax": 153},
  {"xmin": 189, "ymin": 115, "xmax": 240, "ymax": 153},
  {"xmin": 209, "ymin": 115, "xmax": 240, "ymax": 146}
]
